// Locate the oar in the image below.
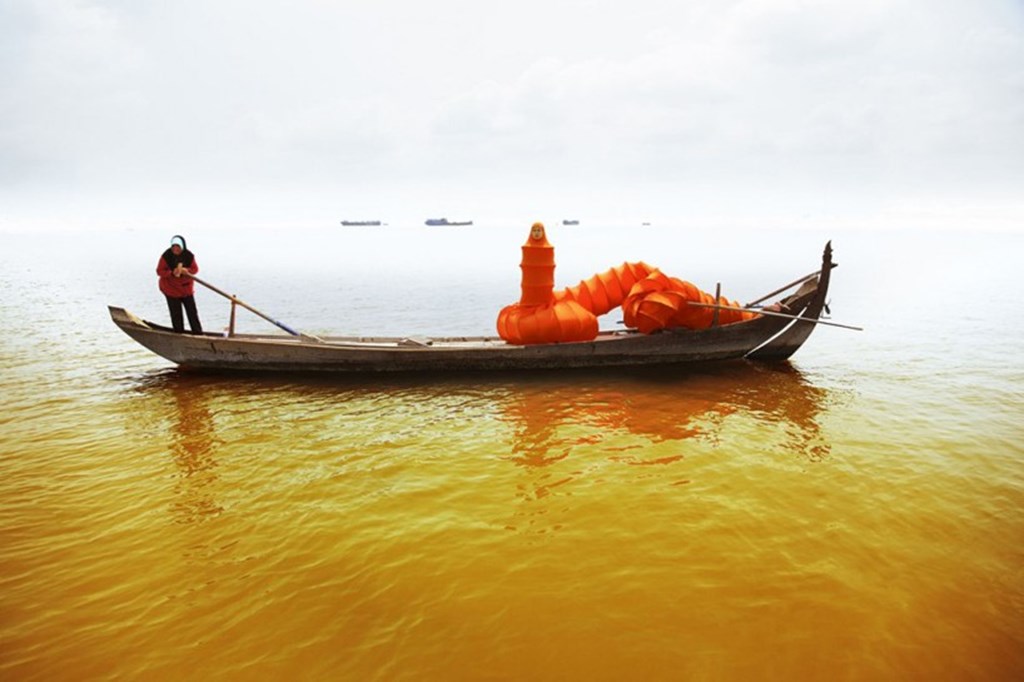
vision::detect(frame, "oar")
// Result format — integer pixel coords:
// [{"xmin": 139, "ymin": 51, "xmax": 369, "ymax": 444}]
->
[
  {"xmin": 686, "ymin": 301, "xmax": 863, "ymax": 331},
  {"xmin": 745, "ymin": 269, "xmax": 823, "ymax": 308},
  {"xmin": 185, "ymin": 273, "xmax": 325, "ymax": 343}
]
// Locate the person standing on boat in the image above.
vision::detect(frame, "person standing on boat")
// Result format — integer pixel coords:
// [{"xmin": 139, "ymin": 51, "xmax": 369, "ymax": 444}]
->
[{"xmin": 157, "ymin": 235, "xmax": 203, "ymax": 334}]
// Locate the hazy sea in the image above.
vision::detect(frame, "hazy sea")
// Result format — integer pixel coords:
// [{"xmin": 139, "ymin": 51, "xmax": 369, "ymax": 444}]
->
[{"xmin": 1, "ymin": 221, "xmax": 1022, "ymax": 680}]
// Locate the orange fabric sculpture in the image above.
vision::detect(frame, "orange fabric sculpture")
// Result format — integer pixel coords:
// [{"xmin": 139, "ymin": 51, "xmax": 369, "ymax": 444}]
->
[
  {"xmin": 622, "ymin": 271, "xmax": 756, "ymax": 334},
  {"xmin": 555, "ymin": 262, "xmax": 656, "ymax": 316},
  {"xmin": 496, "ymin": 223, "xmax": 598, "ymax": 345},
  {"xmin": 496, "ymin": 223, "xmax": 759, "ymax": 345}
]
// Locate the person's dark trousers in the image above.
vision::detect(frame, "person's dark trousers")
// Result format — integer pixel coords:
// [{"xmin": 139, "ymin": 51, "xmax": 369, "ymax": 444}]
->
[{"xmin": 166, "ymin": 295, "xmax": 203, "ymax": 334}]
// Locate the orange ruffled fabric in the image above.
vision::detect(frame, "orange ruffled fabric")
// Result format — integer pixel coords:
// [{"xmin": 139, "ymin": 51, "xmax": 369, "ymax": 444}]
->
[
  {"xmin": 555, "ymin": 261, "xmax": 655, "ymax": 316},
  {"xmin": 621, "ymin": 270, "xmax": 756, "ymax": 334},
  {"xmin": 497, "ymin": 224, "xmax": 757, "ymax": 345},
  {"xmin": 497, "ymin": 223, "xmax": 599, "ymax": 345}
]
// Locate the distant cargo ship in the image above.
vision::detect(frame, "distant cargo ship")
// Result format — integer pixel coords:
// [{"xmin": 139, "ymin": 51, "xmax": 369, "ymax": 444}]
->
[
  {"xmin": 340, "ymin": 220, "xmax": 382, "ymax": 226},
  {"xmin": 562, "ymin": 219, "xmax": 579, "ymax": 225},
  {"xmin": 425, "ymin": 218, "xmax": 473, "ymax": 226}
]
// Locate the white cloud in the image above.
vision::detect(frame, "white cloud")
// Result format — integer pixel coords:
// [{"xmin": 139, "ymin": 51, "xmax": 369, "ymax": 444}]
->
[{"xmin": 1, "ymin": 0, "xmax": 1022, "ymax": 228}]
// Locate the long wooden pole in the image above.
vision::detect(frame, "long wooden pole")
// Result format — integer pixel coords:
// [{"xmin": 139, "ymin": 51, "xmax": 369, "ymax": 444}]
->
[
  {"xmin": 745, "ymin": 269, "xmax": 823, "ymax": 308},
  {"xmin": 186, "ymin": 273, "xmax": 324, "ymax": 343},
  {"xmin": 686, "ymin": 301, "xmax": 863, "ymax": 331}
]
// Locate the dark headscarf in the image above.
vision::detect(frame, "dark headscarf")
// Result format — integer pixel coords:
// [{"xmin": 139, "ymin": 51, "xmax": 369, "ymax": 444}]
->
[{"xmin": 161, "ymin": 234, "xmax": 195, "ymax": 269}]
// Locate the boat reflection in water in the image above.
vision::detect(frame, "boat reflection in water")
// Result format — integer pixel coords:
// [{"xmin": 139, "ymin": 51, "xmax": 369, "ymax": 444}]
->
[
  {"xmin": 110, "ymin": 361, "xmax": 837, "ymax": 662},
  {"xmin": 490, "ymin": 362, "xmax": 833, "ymax": 537},
  {"xmin": 127, "ymin": 360, "xmax": 831, "ymax": 472},
  {"xmin": 129, "ymin": 371, "xmax": 225, "ymax": 526},
  {"xmin": 121, "ymin": 361, "xmax": 832, "ymax": 540},
  {"xmin": 498, "ymin": 362, "xmax": 832, "ymax": 468}
]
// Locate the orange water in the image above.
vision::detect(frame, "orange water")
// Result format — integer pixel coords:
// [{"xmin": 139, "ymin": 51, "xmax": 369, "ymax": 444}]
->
[{"xmin": 1, "ymin": 225, "xmax": 1022, "ymax": 680}]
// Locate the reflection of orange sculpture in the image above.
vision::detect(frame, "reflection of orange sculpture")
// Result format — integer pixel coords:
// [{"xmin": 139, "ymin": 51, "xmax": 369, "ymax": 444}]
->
[{"xmin": 496, "ymin": 222, "xmax": 759, "ymax": 345}]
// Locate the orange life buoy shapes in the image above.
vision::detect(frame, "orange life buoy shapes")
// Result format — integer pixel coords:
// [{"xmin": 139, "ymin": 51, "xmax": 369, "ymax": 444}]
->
[{"xmin": 496, "ymin": 223, "xmax": 759, "ymax": 345}]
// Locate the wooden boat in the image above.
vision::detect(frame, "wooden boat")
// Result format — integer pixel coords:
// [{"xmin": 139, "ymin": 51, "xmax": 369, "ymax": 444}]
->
[{"xmin": 110, "ymin": 242, "xmax": 839, "ymax": 374}]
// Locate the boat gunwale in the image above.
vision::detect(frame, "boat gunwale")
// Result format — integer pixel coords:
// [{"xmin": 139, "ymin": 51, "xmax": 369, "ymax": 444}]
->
[{"xmin": 110, "ymin": 313, "xmax": 658, "ymax": 349}]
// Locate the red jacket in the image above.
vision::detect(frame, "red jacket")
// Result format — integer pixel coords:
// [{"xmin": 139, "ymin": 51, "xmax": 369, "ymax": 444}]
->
[{"xmin": 157, "ymin": 253, "xmax": 199, "ymax": 298}]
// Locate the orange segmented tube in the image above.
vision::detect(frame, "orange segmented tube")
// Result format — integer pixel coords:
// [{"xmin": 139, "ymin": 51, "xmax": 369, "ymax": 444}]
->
[
  {"xmin": 498, "ymin": 298, "xmax": 597, "ymax": 345},
  {"xmin": 519, "ymin": 222, "xmax": 555, "ymax": 306},
  {"xmin": 623, "ymin": 273, "xmax": 757, "ymax": 333},
  {"xmin": 555, "ymin": 262, "xmax": 655, "ymax": 315},
  {"xmin": 497, "ymin": 223, "xmax": 599, "ymax": 345}
]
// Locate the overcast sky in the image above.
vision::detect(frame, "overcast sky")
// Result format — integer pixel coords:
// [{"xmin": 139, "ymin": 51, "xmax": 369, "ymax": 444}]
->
[{"xmin": 2, "ymin": 0, "xmax": 1022, "ymax": 230}]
